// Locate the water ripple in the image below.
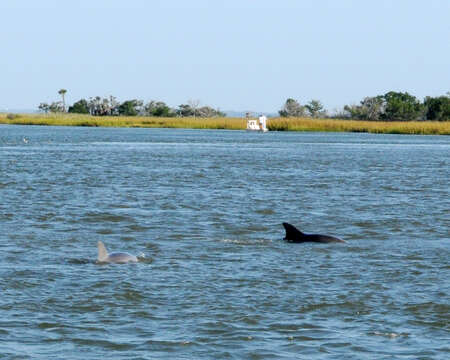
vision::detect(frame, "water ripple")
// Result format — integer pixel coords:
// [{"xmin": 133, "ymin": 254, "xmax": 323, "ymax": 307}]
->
[{"xmin": 0, "ymin": 126, "xmax": 449, "ymax": 359}]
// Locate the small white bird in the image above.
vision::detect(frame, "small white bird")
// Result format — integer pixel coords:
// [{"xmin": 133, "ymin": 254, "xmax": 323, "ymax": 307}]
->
[{"xmin": 23, "ymin": 137, "xmax": 28, "ymax": 143}]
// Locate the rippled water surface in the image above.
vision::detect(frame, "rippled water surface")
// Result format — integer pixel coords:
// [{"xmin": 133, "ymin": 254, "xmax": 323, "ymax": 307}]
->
[{"xmin": 0, "ymin": 125, "xmax": 449, "ymax": 359}]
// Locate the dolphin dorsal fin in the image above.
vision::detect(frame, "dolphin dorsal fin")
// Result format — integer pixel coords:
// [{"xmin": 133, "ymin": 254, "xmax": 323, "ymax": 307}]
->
[
  {"xmin": 282, "ymin": 222, "xmax": 304, "ymax": 240},
  {"xmin": 97, "ymin": 241, "xmax": 109, "ymax": 262}
]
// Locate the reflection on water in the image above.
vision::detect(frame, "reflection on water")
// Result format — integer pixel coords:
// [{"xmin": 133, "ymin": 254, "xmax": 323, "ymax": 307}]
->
[{"xmin": 0, "ymin": 125, "xmax": 449, "ymax": 359}]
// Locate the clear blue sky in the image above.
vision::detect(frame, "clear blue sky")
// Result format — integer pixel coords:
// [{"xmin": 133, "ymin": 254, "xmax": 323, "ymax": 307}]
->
[{"xmin": 1, "ymin": 0, "xmax": 449, "ymax": 113}]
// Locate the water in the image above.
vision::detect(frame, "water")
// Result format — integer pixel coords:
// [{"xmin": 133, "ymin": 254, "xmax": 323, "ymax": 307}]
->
[{"xmin": 0, "ymin": 125, "xmax": 449, "ymax": 359}]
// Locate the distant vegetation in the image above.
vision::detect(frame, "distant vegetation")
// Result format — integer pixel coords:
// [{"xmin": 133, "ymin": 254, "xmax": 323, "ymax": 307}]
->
[
  {"xmin": 1, "ymin": 89, "xmax": 448, "ymax": 135},
  {"xmin": 279, "ymin": 99, "xmax": 327, "ymax": 118},
  {"xmin": 1, "ymin": 113, "xmax": 449, "ymax": 135},
  {"xmin": 35, "ymin": 89, "xmax": 450, "ymax": 122},
  {"xmin": 38, "ymin": 93, "xmax": 225, "ymax": 118},
  {"xmin": 280, "ymin": 91, "xmax": 450, "ymax": 121}
]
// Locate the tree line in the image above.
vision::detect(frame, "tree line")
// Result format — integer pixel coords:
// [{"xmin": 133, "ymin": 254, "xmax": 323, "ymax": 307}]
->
[
  {"xmin": 38, "ymin": 91, "xmax": 225, "ymax": 118},
  {"xmin": 279, "ymin": 91, "xmax": 450, "ymax": 121},
  {"xmin": 39, "ymin": 89, "xmax": 449, "ymax": 121}
]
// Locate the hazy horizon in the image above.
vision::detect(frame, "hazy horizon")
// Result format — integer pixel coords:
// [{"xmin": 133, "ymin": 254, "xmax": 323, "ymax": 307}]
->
[{"xmin": 1, "ymin": 0, "xmax": 449, "ymax": 113}]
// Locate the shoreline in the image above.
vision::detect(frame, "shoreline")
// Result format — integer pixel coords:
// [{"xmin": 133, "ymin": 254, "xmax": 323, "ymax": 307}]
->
[{"xmin": 0, "ymin": 113, "xmax": 449, "ymax": 135}]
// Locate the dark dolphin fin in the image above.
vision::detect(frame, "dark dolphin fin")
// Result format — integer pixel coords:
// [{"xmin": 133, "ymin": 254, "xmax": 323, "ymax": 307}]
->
[{"xmin": 282, "ymin": 222, "xmax": 304, "ymax": 241}]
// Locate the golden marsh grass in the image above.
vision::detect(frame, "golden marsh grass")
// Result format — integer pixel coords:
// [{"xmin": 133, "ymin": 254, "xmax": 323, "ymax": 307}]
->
[
  {"xmin": 0, "ymin": 113, "xmax": 449, "ymax": 135},
  {"xmin": 267, "ymin": 117, "xmax": 450, "ymax": 135},
  {"xmin": 0, "ymin": 113, "xmax": 246, "ymax": 130}
]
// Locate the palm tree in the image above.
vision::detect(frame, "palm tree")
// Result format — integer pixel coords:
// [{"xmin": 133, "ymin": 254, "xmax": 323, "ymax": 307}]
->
[{"xmin": 58, "ymin": 89, "xmax": 67, "ymax": 112}]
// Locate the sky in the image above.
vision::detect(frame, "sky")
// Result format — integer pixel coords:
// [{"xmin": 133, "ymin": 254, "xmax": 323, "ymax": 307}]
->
[{"xmin": 1, "ymin": 0, "xmax": 449, "ymax": 113}]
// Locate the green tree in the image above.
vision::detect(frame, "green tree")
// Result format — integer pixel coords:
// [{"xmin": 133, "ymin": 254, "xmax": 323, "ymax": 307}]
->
[
  {"xmin": 176, "ymin": 104, "xmax": 195, "ymax": 117},
  {"xmin": 305, "ymin": 99, "xmax": 325, "ymax": 118},
  {"xmin": 424, "ymin": 95, "xmax": 450, "ymax": 121},
  {"xmin": 176, "ymin": 103, "xmax": 224, "ymax": 117},
  {"xmin": 58, "ymin": 89, "xmax": 67, "ymax": 112},
  {"xmin": 152, "ymin": 102, "xmax": 174, "ymax": 117},
  {"xmin": 68, "ymin": 99, "xmax": 89, "ymax": 114},
  {"xmin": 279, "ymin": 98, "xmax": 305, "ymax": 117},
  {"xmin": 343, "ymin": 104, "xmax": 364, "ymax": 119},
  {"xmin": 144, "ymin": 101, "xmax": 175, "ymax": 117},
  {"xmin": 118, "ymin": 99, "xmax": 143, "ymax": 116},
  {"xmin": 196, "ymin": 106, "xmax": 226, "ymax": 117},
  {"xmin": 382, "ymin": 91, "xmax": 423, "ymax": 121}
]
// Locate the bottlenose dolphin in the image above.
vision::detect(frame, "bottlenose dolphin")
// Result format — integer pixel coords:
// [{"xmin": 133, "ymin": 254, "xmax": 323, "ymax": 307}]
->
[
  {"xmin": 97, "ymin": 241, "xmax": 138, "ymax": 264},
  {"xmin": 282, "ymin": 222, "xmax": 345, "ymax": 243}
]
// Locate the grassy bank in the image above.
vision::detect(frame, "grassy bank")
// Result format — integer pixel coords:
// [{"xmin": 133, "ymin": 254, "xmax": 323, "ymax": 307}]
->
[
  {"xmin": 0, "ymin": 113, "xmax": 246, "ymax": 130},
  {"xmin": 267, "ymin": 117, "xmax": 450, "ymax": 135},
  {"xmin": 1, "ymin": 113, "xmax": 449, "ymax": 135}
]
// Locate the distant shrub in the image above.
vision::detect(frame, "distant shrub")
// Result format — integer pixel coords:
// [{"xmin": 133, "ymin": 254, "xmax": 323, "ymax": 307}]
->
[
  {"xmin": 68, "ymin": 99, "xmax": 89, "ymax": 114},
  {"xmin": 279, "ymin": 98, "xmax": 306, "ymax": 117},
  {"xmin": 424, "ymin": 95, "xmax": 450, "ymax": 121},
  {"xmin": 6, "ymin": 113, "xmax": 20, "ymax": 120}
]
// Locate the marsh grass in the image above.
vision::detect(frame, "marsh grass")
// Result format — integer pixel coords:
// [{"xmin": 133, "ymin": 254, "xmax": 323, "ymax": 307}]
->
[
  {"xmin": 0, "ymin": 113, "xmax": 448, "ymax": 135},
  {"xmin": 0, "ymin": 113, "xmax": 246, "ymax": 130},
  {"xmin": 267, "ymin": 117, "xmax": 450, "ymax": 135}
]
